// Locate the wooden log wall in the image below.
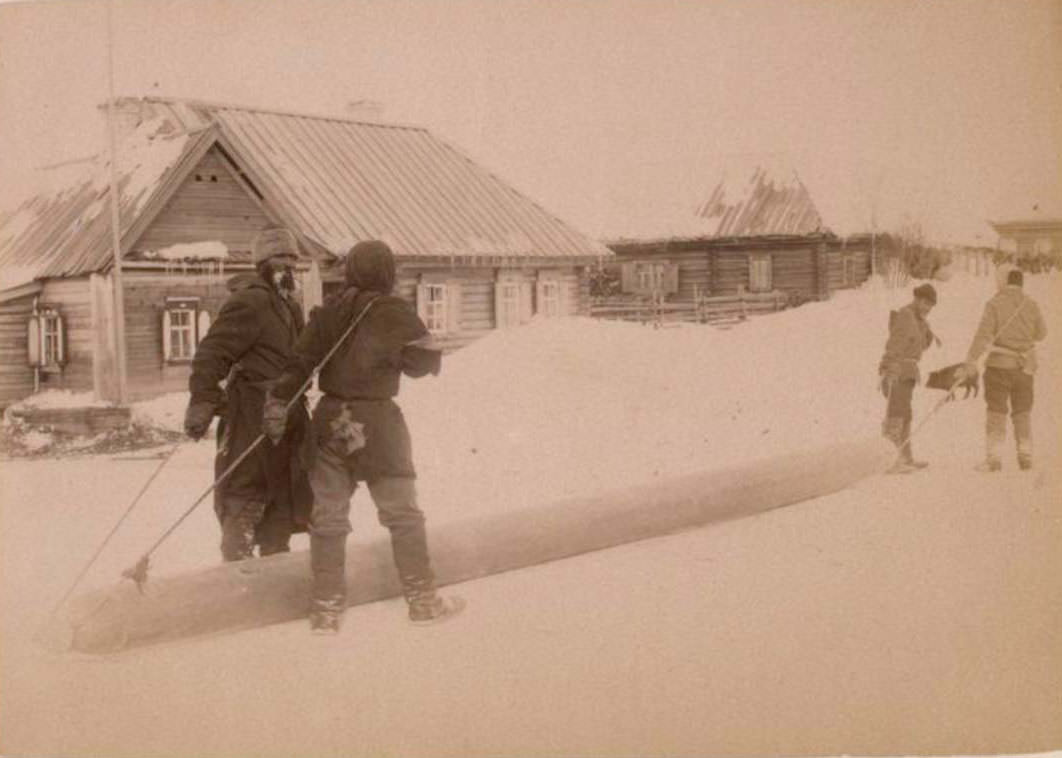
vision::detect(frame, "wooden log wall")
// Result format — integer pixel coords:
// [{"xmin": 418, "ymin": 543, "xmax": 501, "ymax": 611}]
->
[
  {"xmin": 611, "ymin": 237, "xmax": 845, "ymax": 301},
  {"xmin": 134, "ymin": 148, "xmax": 273, "ymax": 254},
  {"xmin": 327, "ymin": 262, "xmax": 590, "ymax": 351},
  {"xmin": 121, "ymin": 271, "xmax": 235, "ymax": 400},
  {"xmin": 38, "ymin": 278, "xmax": 95, "ymax": 393},
  {"xmin": 0, "ymin": 292, "xmax": 37, "ymax": 407},
  {"xmin": 658, "ymin": 242, "xmax": 711, "ymax": 301}
]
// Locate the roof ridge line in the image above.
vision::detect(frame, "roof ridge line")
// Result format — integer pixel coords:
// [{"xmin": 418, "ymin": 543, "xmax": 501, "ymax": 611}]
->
[{"xmin": 110, "ymin": 96, "xmax": 430, "ymax": 132}]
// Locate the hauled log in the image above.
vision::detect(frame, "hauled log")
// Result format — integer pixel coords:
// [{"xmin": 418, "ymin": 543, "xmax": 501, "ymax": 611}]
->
[{"xmin": 42, "ymin": 436, "xmax": 893, "ymax": 654}]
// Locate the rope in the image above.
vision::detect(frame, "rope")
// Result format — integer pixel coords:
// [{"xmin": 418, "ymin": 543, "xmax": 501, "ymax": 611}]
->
[
  {"xmin": 893, "ymin": 292, "xmax": 1032, "ymax": 465},
  {"xmin": 48, "ymin": 439, "xmax": 183, "ymax": 618},
  {"xmin": 121, "ymin": 295, "xmax": 380, "ymax": 589}
]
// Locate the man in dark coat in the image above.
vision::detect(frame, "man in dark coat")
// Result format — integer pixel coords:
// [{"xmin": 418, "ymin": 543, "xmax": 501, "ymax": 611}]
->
[
  {"xmin": 878, "ymin": 283, "xmax": 940, "ymax": 474},
  {"xmin": 265, "ymin": 239, "xmax": 463, "ymax": 634},
  {"xmin": 183, "ymin": 227, "xmax": 313, "ymax": 561}
]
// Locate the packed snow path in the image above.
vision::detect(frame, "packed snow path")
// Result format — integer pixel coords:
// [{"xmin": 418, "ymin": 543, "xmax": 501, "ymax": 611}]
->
[{"xmin": 2, "ymin": 271, "xmax": 1059, "ymax": 755}]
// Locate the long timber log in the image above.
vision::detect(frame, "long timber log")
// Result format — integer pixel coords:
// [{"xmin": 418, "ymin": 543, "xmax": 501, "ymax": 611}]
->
[{"xmin": 43, "ymin": 436, "xmax": 893, "ymax": 654}]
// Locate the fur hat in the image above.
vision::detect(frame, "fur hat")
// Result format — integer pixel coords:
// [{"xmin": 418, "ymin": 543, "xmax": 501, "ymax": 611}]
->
[
  {"xmin": 913, "ymin": 283, "xmax": 937, "ymax": 305},
  {"xmin": 252, "ymin": 227, "xmax": 299, "ymax": 264}
]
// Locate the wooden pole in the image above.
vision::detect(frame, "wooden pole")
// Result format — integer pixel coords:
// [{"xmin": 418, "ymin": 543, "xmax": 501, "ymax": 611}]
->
[{"xmin": 104, "ymin": 0, "xmax": 128, "ymax": 404}]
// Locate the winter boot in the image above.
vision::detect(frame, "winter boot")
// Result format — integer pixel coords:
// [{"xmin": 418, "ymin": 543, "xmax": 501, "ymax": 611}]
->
[
  {"xmin": 220, "ymin": 500, "xmax": 267, "ymax": 561},
  {"xmin": 900, "ymin": 418, "xmax": 929, "ymax": 470},
  {"xmin": 402, "ymin": 577, "xmax": 466, "ymax": 625},
  {"xmin": 1013, "ymin": 411, "xmax": 1033, "ymax": 471},
  {"xmin": 254, "ymin": 502, "xmax": 293, "ymax": 557},
  {"xmin": 309, "ymin": 534, "xmax": 347, "ymax": 635},
  {"xmin": 977, "ymin": 411, "xmax": 1007, "ymax": 472},
  {"xmin": 883, "ymin": 417, "xmax": 914, "ymax": 474}
]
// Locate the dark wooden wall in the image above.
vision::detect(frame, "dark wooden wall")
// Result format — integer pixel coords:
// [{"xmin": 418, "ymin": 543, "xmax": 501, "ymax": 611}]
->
[
  {"xmin": 134, "ymin": 148, "xmax": 273, "ymax": 254},
  {"xmin": 0, "ymin": 292, "xmax": 38, "ymax": 407},
  {"xmin": 37, "ymin": 278, "xmax": 95, "ymax": 393},
  {"xmin": 121, "ymin": 271, "xmax": 241, "ymax": 400},
  {"xmin": 610, "ymin": 235, "xmax": 873, "ymax": 301},
  {"xmin": 326, "ymin": 263, "xmax": 588, "ymax": 351}
]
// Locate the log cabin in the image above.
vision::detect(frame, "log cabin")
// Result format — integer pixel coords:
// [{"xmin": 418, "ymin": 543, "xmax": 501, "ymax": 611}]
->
[
  {"xmin": 0, "ymin": 97, "xmax": 610, "ymax": 408},
  {"xmin": 605, "ymin": 163, "xmax": 873, "ymax": 303}
]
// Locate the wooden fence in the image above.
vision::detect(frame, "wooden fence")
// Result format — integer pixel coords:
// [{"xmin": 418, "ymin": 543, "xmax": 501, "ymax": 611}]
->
[{"xmin": 589, "ymin": 289, "xmax": 790, "ymax": 328}]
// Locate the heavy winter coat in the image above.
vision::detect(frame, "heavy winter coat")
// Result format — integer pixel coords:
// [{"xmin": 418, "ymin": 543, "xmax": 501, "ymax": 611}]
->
[
  {"xmin": 879, "ymin": 302, "xmax": 935, "ymax": 383},
  {"xmin": 273, "ymin": 285, "xmax": 441, "ymax": 482},
  {"xmin": 189, "ymin": 273, "xmax": 313, "ymax": 527},
  {"xmin": 964, "ymin": 285, "xmax": 1047, "ymax": 373}
]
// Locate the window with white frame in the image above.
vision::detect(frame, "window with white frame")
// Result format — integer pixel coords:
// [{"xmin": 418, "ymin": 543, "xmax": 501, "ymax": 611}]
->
[
  {"xmin": 423, "ymin": 283, "xmax": 448, "ymax": 334},
  {"xmin": 42, "ymin": 311, "xmax": 63, "ymax": 364},
  {"xmin": 416, "ymin": 279, "xmax": 461, "ymax": 335},
  {"xmin": 637, "ymin": 264, "xmax": 664, "ymax": 293},
  {"xmin": 498, "ymin": 281, "xmax": 521, "ymax": 328},
  {"xmin": 538, "ymin": 280, "xmax": 561, "ymax": 317},
  {"xmin": 27, "ymin": 306, "xmax": 65, "ymax": 369},
  {"xmin": 842, "ymin": 256, "xmax": 855, "ymax": 287},
  {"xmin": 748, "ymin": 254, "xmax": 772, "ymax": 293},
  {"xmin": 163, "ymin": 297, "xmax": 209, "ymax": 363}
]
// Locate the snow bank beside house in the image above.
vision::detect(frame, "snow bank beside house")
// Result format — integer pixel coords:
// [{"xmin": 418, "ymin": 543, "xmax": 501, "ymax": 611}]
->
[
  {"xmin": 7, "ymin": 390, "xmax": 110, "ymax": 410},
  {"xmin": 129, "ymin": 392, "xmax": 189, "ymax": 434}
]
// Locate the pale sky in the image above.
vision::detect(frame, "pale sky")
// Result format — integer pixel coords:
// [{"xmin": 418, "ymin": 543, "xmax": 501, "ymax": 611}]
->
[{"xmin": 1, "ymin": 0, "xmax": 1060, "ymax": 246}]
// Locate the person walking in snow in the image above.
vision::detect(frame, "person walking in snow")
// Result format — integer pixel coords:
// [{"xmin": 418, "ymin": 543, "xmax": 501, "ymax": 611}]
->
[
  {"xmin": 960, "ymin": 266, "xmax": 1047, "ymax": 472},
  {"xmin": 878, "ymin": 283, "xmax": 941, "ymax": 474},
  {"xmin": 263, "ymin": 240, "xmax": 463, "ymax": 634},
  {"xmin": 183, "ymin": 227, "xmax": 313, "ymax": 561}
]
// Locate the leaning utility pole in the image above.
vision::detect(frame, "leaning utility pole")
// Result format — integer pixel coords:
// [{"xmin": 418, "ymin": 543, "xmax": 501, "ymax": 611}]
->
[{"xmin": 104, "ymin": 0, "xmax": 128, "ymax": 403}]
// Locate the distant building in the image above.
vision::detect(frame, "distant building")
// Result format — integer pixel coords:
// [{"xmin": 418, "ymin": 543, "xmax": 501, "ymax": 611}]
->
[
  {"xmin": 0, "ymin": 97, "xmax": 610, "ymax": 408},
  {"xmin": 990, "ymin": 217, "xmax": 1062, "ymax": 262},
  {"xmin": 607, "ymin": 161, "xmax": 872, "ymax": 303}
]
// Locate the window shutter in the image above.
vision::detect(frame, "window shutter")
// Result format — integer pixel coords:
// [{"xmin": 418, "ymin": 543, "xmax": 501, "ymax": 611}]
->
[
  {"xmin": 27, "ymin": 315, "xmax": 41, "ymax": 367},
  {"xmin": 620, "ymin": 262, "xmax": 636, "ymax": 293},
  {"xmin": 56, "ymin": 315, "xmax": 66, "ymax": 365},
  {"xmin": 162, "ymin": 308, "xmax": 172, "ymax": 361},
  {"xmin": 415, "ymin": 283, "xmax": 429, "ymax": 321},
  {"xmin": 446, "ymin": 281, "xmax": 462, "ymax": 334},
  {"xmin": 664, "ymin": 263, "xmax": 679, "ymax": 294},
  {"xmin": 520, "ymin": 281, "xmax": 533, "ymax": 324},
  {"xmin": 196, "ymin": 309, "xmax": 212, "ymax": 345},
  {"xmin": 561, "ymin": 278, "xmax": 574, "ymax": 316},
  {"xmin": 494, "ymin": 280, "xmax": 505, "ymax": 329}
]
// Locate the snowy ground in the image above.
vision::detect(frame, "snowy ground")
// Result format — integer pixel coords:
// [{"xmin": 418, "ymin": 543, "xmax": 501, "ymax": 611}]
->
[{"xmin": 1, "ymin": 270, "xmax": 1060, "ymax": 756}]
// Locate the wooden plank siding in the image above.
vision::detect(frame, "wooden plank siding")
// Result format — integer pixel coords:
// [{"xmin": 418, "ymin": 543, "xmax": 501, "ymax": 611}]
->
[
  {"xmin": 38, "ymin": 278, "xmax": 95, "ymax": 393},
  {"xmin": 608, "ymin": 235, "xmax": 873, "ymax": 302},
  {"xmin": 133, "ymin": 148, "xmax": 274, "ymax": 254},
  {"xmin": 0, "ymin": 292, "xmax": 37, "ymax": 407},
  {"xmin": 327, "ymin": 263, "xmax": 590, "ymax": 351},
  {"xmin": 121, "ymin": 271, "xmax": 239, "ymax": 399}
]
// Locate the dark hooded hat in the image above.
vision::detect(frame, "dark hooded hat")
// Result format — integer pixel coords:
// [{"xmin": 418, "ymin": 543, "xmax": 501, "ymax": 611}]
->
[{"xmin": 344, "ymin": 240, "xmax": 396, "ymax": 294}]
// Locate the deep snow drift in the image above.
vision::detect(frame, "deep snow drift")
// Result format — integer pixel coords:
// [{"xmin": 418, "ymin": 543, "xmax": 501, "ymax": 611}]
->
[{"xmin": 1, "ymin": 269, "xmax": 1059, "ymax": 756}]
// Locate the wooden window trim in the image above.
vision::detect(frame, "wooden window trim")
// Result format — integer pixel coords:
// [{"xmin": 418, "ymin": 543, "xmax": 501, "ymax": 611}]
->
[{"xmin": 163, "ymin": 296, "xmax": 203, "ymax": 365}]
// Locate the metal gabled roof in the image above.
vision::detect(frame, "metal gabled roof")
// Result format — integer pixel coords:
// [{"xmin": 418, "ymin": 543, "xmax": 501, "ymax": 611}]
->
[
  {"xmin": 0, "ymin": 120, "xmax": 216, "ymax": 283},
  {"xmin": 146, "ymin": 97, "xmax": 610, "ymax": 261},
  {"xmin": 695, "ymin": 160, "xmax": 824, "ymax": 238},
  {"xmin": 0, "ymin": 96, "xmax": 610, "ymax": 290}
]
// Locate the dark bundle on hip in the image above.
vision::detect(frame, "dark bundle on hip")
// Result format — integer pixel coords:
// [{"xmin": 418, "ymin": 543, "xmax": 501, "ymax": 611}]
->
[{"xmin": 925, "ymin": 363, "xmax": 979, "ymax": 400}]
